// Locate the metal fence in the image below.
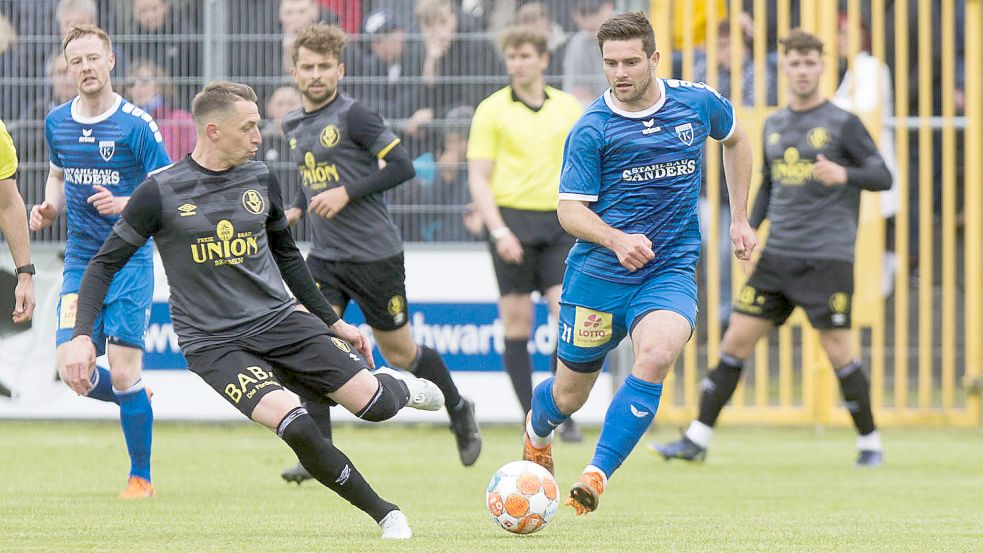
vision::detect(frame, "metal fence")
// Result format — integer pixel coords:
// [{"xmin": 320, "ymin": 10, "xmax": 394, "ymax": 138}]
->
[{"xmin": 647, "ymin": 0, "xmax": 982, "ymax": 427}]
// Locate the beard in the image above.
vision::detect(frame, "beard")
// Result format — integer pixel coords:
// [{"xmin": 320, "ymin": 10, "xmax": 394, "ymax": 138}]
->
[
  {"xmin": 303, "ymin": 84, "xmax": 335, "ymax": 104},
  {"xmin": 611, "ymin": 70, "xmax": 653, "ymax": 105}
]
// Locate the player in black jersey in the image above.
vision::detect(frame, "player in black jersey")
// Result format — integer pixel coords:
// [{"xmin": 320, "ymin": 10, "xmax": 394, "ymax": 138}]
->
[
  {"xmin": 277, "ymin": 23, "xmax": 481, "ymax": 484},
  {"xmin": 653, "ymin": 30, "xmax": 891, "ymax": 467},
  {"xmin": 62, "ymin": 81, "xmax": 446, "ymax": 539}
]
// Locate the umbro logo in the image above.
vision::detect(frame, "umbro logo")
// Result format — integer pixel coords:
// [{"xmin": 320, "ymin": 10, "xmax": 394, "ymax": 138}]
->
[
  {"xmin": 629, "ymin": 404, "xmax": 650, "ymax": 418},
  {"xmin": 641, "ymin": 118, "xmax": 661, "ymax": 135},
  {"xmin": 79, "ymin": 128, "xmax": 96, "ymax": 143},
  {"xmin": 177, "ymin": 203, "xmax": 197, "ymax": 216}
]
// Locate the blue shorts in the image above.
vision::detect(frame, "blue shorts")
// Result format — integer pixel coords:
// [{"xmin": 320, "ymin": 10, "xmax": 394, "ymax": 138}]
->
[
  {"xmin": 556, "ymin": 267, "xmax": 697, "ymax": 371},
  {"xmin": 56, "ymin": 264, "xmax": 154, "ymax": 356}
]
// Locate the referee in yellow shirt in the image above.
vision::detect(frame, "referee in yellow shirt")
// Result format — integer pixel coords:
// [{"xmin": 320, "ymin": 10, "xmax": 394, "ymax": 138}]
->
[
  {"xmin": 0, "ymin": 117, "xmax": 35, "ymax": 323},
  {"xmin": 468, "ymin": 27, "xmax": 582, "ymax": 440}
]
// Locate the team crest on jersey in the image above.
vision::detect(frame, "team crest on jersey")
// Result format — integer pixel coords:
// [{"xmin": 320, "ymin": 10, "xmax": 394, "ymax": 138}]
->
[
  {"xmin": 98, "ymin": 140, "xmax": 115, "ymax": 161},
  {"xmin": 241, "ymin": 189, "xmax": 265, "ymax": 215},
  {"xmin": 808, "ymin": 127, "xmax": 830, "ymax": 149},
  {"xmin": 388, "ymin": 295, "xmax": 406, "ymax": 325},
  {"xmin": 674, "ymin": 123, "xmax": 694, "ymax": 146},
  {"xmin": 331, "ymin": 337, "xmax": 351, "ymax": 353},
  {"xmin": 829, "ymin": 292, "xmax": 850, "ymax": 327},
  {"xmin": 320, "ymin": 125, "xmax": 340, "ymax": 148}
]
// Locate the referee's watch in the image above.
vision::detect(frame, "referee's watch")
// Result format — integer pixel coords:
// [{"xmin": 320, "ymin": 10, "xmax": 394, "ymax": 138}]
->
[
  {"xmin": 490, "ymin": 227, "xmax": 512, "ymax": 242},
  {"xmin": 15, "ymin": 263, "xmax": 35, "ymax": 276}
]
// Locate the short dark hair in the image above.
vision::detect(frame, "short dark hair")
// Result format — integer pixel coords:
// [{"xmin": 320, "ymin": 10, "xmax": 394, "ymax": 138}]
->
[
  {"xmin": 498, "ymin": 26, "xmax": 548, "ymax": 56},
  {"xmin": 292, "ymin": 22, "xmax": 346, "ymax": 64},
  {"xmin": 779, "ymin": 28, "xmax": 825, "ymax": 56},
  {"xmin": 596, "ymin": 11, "xmax": 656, "ymax": 57},
  {"xmin": 192, "ymin": 81, "xmax": 257, "ymax": 124}
]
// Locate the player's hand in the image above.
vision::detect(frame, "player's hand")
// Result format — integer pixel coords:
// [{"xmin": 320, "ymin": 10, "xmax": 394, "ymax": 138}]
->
[
  {"xmin": 29, "ymin": 201, "xmax": 58, "ymax": 231},
  {"xmin": 87, "ymin": 185, "xmax": 126, "ymax": 215},
  {"xmin": 730, "ymin": 219, "xmax": 757, "ymax": 261},
  {"xmin": 12, "ymin": 274, "xmax": 35, "ymax": 323},
  {"xmin": 308, "ymin": 187, "xmax": 350, "ymax": 219},
  {"xmin": 495, "ymin": 232, "xmax": 524, "ymax": 264},
  {"xmin": 284, "ymin": 207, "xmax": 303, "ymax": 226},
  {"xmin": 60, "ymin": 335, "xmax": 96, "ymax": 395},
  {"xmin": 330, "ymin": 320, "xmax": 375, "ymax": 369},
  {"xmin": 814, "ymin": 154, "xmax": 848, "ymax": 186},
  {"xmin": 610, "ymin": 232, "xmax": 654, "ymax": 272}
]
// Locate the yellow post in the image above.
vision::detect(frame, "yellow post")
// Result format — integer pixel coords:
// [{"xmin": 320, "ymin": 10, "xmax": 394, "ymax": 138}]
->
[
  {"xmin": 940, "ymin": 0, "xmax": 956, "ymax": 415},
  {"xmin": 893, "ymin": 0, "xmax": 910, "ymax": 412},
  {"xmin": 964, "ymin": 0, "xmax": 983, "ymax": 423}
]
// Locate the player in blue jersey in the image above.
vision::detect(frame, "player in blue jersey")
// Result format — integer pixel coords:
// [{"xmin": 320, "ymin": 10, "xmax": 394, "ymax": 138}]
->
[
  {"xmin": 30, "ymin": 24, "xmax": 171, "ymax": 499},
  {"xmin": 521, "ymin": 11, "xmax": 757, "ymax": 515}
]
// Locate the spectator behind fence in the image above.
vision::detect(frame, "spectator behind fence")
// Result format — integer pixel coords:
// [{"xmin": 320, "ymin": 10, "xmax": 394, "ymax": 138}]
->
[
  {"xmin": 562, "ymin": 0, "xmax": 613, "ymax": 106},
  {"xmin": 117, "ymin": 0, "xmax": 201, "ymax": 107},
  {"xmin": 693, "ymin": 19, "xmax": 777, "ymax": 326},
  {"xmin": 399, "ymin": 105, "xmax": 476, "ymax": 243},
  {"xmin": 0, "ymin": 13, "xmax": 22, "ymax": 118},
  {"xmin": 832, "ymin": 13, "xmax": 897, "ymax": 296},
  {"xmin": 14, "ymin": 52, "xmax": 78, "ymax": 162},
  {"xmin": 126, "ymin": 59, "xmax": 196, "ymax": 160},
  {"xmin": 415, "ymin": 0, "xmax": 503, "ymax": 127},
  {"xmin": 347, "ymin": 9, "xmax": 425, "ymax": 125},
  {"xmin": 57, "ymin": 0, "xmax": 98, "ymax": 36},
  {"xmin": 514, "ymin": 1, "xmax": 566, "ymax": 85},
  {"xmin": 261, "ymin": 85, "xmax": 303, "ymax": 163}
]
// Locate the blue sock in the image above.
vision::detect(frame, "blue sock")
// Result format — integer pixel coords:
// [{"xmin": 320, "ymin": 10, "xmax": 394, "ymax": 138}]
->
[
  {"xmin": 86, "ymin": 367, "xmax": 119, "ymax": 404},
  {"xmin": 529, "ymin": 377, "xmax": 568, "ymax": 438},
  {"xmin": 590, "ymin": 375, "xmax": 663, "ymax": 479},
  {"xmin": 115, "ymin": 380, "xmax": 153, "ymax": 481}
]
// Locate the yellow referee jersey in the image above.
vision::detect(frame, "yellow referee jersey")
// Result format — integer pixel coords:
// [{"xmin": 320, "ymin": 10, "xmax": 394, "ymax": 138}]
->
[
  {"xmin": 467, "ymin": 86, "xmax": 582, "ymax": 211},
  {"xmin": 0, "ymin": 117, "xmax": 17, "ymax": 180}
]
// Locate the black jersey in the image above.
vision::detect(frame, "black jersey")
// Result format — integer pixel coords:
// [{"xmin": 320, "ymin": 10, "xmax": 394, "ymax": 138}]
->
[
  {"xmin": 282, "ymin": 93, "xmax": 407, "ymax": 262},
  {"xmin": 72, "ymin": 157, "xmax": 340, "ymax": 354},
  {"xmin": 751, "ymin": 101, "xmax": 891, "ymax": 262}
]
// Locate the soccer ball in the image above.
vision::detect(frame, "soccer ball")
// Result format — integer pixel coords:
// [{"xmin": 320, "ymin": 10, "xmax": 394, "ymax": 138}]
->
[{"xmin": 485, "ymin": 460, "xmax": 559, "ymax": 534}]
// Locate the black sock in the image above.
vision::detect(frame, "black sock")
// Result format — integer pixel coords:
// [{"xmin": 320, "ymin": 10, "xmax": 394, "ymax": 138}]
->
[
  {"xmin": 504, "ymin": 338, "xmax": 532, "ymax": 414},
  {"xmin": 410, "ymin": 345, "xmax": 463, "ymax": 412},
  {"xmin": 356, "ymin": 374, "xmax": 410, "ymax": 422},
  {"xmin": 836, "ymin": 360, "xmax": 876, "ymax": 435},
  {"xmin": 697, "ymin": 354, "xmax": 745, "ymax": 427},
  {"xmin": 301, "ymin": 398, "xmax": 332, "ymax": 441},
  {"xmin": 278, "ymin": 409, "xmax": 397, "ymax": 522}
]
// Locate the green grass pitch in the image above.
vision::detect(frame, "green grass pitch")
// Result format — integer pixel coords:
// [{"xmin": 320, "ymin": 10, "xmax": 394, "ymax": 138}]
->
[{"xmin": 2, "ymin": 421, "xmax": 981, "ymax": 552}]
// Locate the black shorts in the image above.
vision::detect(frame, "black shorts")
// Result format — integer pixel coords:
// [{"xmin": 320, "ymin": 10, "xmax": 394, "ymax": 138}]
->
[
  {"xmin": 732, "ymin": 252, "xmax": 854, "ymax": 329},
  {"xmin": 306, "ymin": 253, "xmax": 409, "ymax": 331},
  {"xmin": 491, "ymin": 207, "xmax": 574, "ymax": 295},
  {"xmin": 184, "ymin": 311, "xmax": 370, "ymax": 417}
]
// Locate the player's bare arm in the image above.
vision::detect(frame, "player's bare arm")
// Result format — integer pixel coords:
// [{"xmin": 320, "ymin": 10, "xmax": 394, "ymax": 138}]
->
[
  {"xmin": 0, "ymin": 177, "xmax": 35, "ymax": 322},
  {"xmin": 468, "ymin": 158, "xmax": 523, "ymax": 264},
  {"xmin": 557, "ymin": 199, "xmax": 654, "ymax": 272},
  {"xmin": 29, "ymin": 166, "xmax": 66, "ymax": 231},
  {"xmin": 721, "ymin": 121, "xmax": 757, "ymax": 260}
]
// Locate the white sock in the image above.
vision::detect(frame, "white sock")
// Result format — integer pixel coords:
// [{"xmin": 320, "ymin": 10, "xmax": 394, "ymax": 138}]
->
[
  {"xmin": 856, "ymin": 430, "xmax": 882, "ymax": 452},
  {"xmin": 526, "ymin": 418, "xmax": 553, "ymax": 448},
  {"xmin": 685, "ymin": 420, "xmax": 713, "ymax": 449}
]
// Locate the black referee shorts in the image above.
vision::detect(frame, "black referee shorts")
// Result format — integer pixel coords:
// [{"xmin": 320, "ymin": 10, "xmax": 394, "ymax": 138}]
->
[
  {"xmin": 184, "ymin": 311, "xmax": 370, "ymax": 418},
  {"xmin": 306, "ymin": 253, "xmax": 409, "ymax": 332},
  {"xmin": 732, "ymin": 252, "xmax": 854, "ymax": 329},
  {"xmin": 491, "ymin": 207, "xmax": 575, "ymax": 296}
]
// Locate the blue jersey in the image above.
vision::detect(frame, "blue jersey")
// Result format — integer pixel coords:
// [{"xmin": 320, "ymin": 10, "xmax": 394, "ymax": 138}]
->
[
  {"xmin": 45, "ymin": 94, "xmax": 171, "ymax": 269},
  {"xmin": 559, "ymin": 78, "xmax": 735, "ymax": 284}
]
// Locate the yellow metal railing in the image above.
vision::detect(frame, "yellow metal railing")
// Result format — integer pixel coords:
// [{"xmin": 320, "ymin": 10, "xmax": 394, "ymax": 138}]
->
[{"xmin": 649, "ymin": 0, "xmax": 981, "ymax": 427}]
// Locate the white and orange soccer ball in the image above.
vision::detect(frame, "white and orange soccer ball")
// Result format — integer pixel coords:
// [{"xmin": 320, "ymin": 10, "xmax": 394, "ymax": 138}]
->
[{"xmin": 485, "ymin": 460, "xmax": 560, "ymax": 534}]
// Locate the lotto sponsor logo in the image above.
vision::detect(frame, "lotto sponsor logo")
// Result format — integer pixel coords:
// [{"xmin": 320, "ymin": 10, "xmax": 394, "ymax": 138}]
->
[
  {"xmin": 572, "ymin": 307, "xmax": 612, "ymax": 347},
  {"xmin": 64, "ymin": 167, "xmax": 121, "ymax": 185},
  {"xmin": 622, "ymin": 159, "xmax": 696, "ymax": 182}
]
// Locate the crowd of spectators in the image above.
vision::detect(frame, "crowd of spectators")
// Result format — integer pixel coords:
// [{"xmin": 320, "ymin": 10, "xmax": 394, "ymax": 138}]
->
[{"xmin": 0, "ymin": 0, "xmax": 969, "ymax": 252}]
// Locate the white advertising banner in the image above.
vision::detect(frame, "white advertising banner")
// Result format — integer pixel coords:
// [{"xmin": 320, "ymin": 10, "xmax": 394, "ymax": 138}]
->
[{"xmin": 0, "ymin": 245, "xmax": 616, "ymax": 423}]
